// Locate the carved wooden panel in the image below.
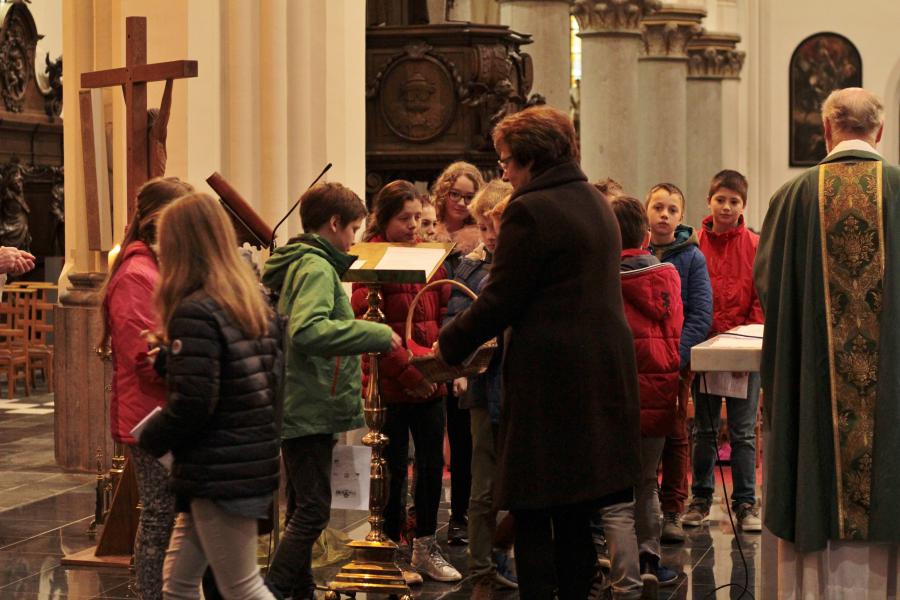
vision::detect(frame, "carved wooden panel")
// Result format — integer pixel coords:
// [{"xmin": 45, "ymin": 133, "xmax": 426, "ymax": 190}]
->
[
  {"xmin": 0, "ymin": 1, "xmax": 64, "ymax": 275},
  {"xmin": 366, "ymin": 23, "xmax": 536, "ymax": 200}
]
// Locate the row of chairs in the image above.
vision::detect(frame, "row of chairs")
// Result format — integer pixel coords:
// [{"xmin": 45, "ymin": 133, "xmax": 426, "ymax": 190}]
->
[{"xmin": 0, "ymin": 281, "xmax": 55, "ymax": 398}]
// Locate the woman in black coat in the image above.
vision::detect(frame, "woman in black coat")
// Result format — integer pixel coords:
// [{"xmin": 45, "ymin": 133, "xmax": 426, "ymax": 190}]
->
[
  {"xmin": 437, "ymin": 106, "xmax": 641, "ymax": 600},
  {"xmin": 139, "ymin": 193, "xmax": 282, "ymax": 600}
]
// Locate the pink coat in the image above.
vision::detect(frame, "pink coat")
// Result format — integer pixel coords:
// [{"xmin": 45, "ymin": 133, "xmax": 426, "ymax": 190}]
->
[{"xmin": 104, "ymin": 242, "xmax": 167, "ymax": 443}]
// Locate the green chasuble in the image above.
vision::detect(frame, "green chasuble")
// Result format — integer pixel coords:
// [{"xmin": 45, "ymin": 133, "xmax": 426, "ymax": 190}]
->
[{"xmin": 754, "ymin": 148, "xmax": 900, "ymax": 552}]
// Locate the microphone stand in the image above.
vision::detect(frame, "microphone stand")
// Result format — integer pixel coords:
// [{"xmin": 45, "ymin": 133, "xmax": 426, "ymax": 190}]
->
[{"xmin": 270, "ymin": 162, "xmax": 332, "ymax": 249}]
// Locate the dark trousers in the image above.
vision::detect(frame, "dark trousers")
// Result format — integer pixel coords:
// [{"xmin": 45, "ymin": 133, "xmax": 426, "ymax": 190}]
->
[
  {"xmin": 266, "ymin": 434, "xmax": 335, "ymax": 598},
  {"xmin": 384, "ymin": 400, "xmax": 445, "ymax": 541},
  {"xmin": 512, "ymin": 502, "xmax": 598, "ymax": 600},
  {"xmin": 660, "ymin": 373, "xmax": 692, "ymax": 514},
  {"xmin": 445, "ymin": 391, "xmax": 472, "ymax": 520}
]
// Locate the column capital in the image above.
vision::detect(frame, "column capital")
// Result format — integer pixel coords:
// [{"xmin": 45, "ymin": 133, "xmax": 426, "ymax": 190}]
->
[
  {"xmin": 572, "ymin": 0, "xmax": 662, "ymax": 35},
  {"xmin": 686, "ymin": 31, "xmax": 745, "ymax": 79},
  {"xmin": 640, "ymin": 4, "xmax": 705, "ymax": 59}
]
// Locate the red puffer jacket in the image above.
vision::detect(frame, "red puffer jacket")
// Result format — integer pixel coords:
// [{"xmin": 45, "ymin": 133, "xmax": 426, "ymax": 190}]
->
[
  {"xmin": 351, "ymin": 236, "xmax": 450, "ymax": 403},
  {"xmin": 620, "ymin": 249, "xmax": 684, "ymax": 437},
  {"xmin": 104, "ymin": 242, "xmax": 167, "ymax": 444},
  {"xmin": 697, "ymin": 215, "xmax": 764, "ymax": 335}
]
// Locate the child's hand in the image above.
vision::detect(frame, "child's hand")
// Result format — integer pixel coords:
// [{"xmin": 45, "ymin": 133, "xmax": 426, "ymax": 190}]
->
[
  {"xmin": 390, "ymin": 331, "xmax": 403, "ymax": 352},
  {"xmin": 146, "ymin": 346, "xmax": 160, "ymax": 367},
  {"xmin": 140, "ymin": 329, "xmax": 163, "ymax": 349},
  {"xmin": 452, "ymin": 378, "xmax": 467, "ymax": 396}
]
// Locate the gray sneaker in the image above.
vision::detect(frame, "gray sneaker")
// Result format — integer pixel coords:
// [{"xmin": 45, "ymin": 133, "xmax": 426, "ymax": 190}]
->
[
  {"xmin": 682, "ymin": 497, "xmax": 711, "ymax": 527},
  {"xmin": 660, "ymin": 512, "xmax": 685, "ymax": 544},
  {"xmin": 736, "ymin": 502, "xmax": 762, "ymax": 532},
  {"xmin": 411, "ymin": 535, "xmax": 462, "ymax": 582}
]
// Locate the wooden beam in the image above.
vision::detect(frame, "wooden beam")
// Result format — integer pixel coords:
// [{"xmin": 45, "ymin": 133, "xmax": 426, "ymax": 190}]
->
[
  {"xmin": 79, "ymin": 90, "xmax": 113, "ymax": 251},
  {"xmin": 81, "ymin": 67, "xmax": 129, "ymax": 89},
  {"xmin": 131, "ymin": 60, "xmax": 198, "ymax": 83}
]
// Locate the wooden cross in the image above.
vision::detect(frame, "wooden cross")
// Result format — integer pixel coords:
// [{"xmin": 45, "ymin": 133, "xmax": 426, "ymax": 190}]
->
[{"xmin": 80, "ymin": 16, "xmax": 197, "ymax": 216}]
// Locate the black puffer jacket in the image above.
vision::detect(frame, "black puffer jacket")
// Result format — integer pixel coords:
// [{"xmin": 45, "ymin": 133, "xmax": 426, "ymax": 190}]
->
[{"xmin": 140, "ymin": 292, "xmax": 283, "ymax": 501}]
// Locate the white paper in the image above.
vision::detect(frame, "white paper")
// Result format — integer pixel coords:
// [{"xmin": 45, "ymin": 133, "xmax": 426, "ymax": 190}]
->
[
  {"xmin": 709, "ymin": 336, "xmax": 761, "ymax": 349},
  {"xmin": 129, "ymin": 406, "xmax": 173, "ymax": 471},
  {"xmin": 331, "ymin": 445, "xmax": 372, "ymax": 511},
  {"xmin": 374, "ymin": 246, "xmax": 446, "ymax": 276},
  {"xmin": 698, "ymin": 371, "xmax": 750, "ymax": 399},
  {"xmin": 349, "ymin": 259, "xmax": 366, "ymax": 270}
]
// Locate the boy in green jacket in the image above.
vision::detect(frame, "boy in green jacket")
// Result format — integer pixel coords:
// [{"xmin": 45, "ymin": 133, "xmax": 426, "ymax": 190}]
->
[{"xmin": 262, "ymin": 182, "xmax": 401, "ymax": 600}]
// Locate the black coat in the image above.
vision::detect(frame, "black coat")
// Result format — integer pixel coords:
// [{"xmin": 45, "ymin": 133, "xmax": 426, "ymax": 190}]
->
[
  {"xmin": 439, "ymin": 161, "xmax": 641, "ymax": 510},
  {"xmin": 140, "ymin": 292, "xmax": 283, "ymax": 502}
]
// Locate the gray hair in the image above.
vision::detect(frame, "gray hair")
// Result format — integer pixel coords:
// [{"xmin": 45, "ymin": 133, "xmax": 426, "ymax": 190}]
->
[{"xmin": 821, "ymin": 88, "xmax": 884, "ymax": 136}]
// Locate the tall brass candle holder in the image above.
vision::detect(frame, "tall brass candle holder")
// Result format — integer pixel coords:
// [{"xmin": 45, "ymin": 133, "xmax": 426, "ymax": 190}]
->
[{"xmin": 325, "ymin": 242, "xmax": 452, "ymax": 600}]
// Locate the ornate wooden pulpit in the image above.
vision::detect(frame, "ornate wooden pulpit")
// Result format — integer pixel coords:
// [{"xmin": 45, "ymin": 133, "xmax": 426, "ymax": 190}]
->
[
  {"xmin": 0, "ymin": 0, "xmax": 64, "ymax": 278},
  {"xmin": 365, "ymin": 22, "xmax": 535, "ymax": 200}
]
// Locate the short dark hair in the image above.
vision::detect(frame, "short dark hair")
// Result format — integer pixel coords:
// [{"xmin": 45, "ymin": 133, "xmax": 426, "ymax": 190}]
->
[
  {"xmin": 611, "ymin": 196, "xmax": 649, "ymax": 249},
  {"xmin": 300, "ymin": 182, "xmax": 367, "ymax": 232},
  {"xmin": 645, "ymin": 182, "xmax": 685, "ymax": 211},
  {"xmin": 707, "ymin": 169, "xmax": 748, "ymax": 205},
  {"xmin": 365, "ymin": 180, "xmax": 420, "ymax": 240},
  {"xmin": 492, "ymin": 106, "xmax": 579, "ymax": 175}
]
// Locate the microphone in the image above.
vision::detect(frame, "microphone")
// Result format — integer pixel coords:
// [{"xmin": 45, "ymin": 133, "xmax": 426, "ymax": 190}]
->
[{"xmin": 271, "ymin": 162, "xmax": 332, "ymax": 247}]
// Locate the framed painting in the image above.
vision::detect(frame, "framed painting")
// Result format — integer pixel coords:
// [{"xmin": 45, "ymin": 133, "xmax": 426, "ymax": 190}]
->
[{"xmin": 789, "ymin": 33, "xmax": 862, "ymax": 167}]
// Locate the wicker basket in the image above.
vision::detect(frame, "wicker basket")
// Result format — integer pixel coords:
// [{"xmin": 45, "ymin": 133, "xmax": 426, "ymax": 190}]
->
[{"xmin": 405, "ymin": 279, "xmax": 497, "ymax": 383}]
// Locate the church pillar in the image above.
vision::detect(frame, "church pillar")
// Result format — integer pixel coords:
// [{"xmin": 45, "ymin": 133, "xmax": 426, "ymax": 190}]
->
[
  {"xmin": 259, "ymin": 0, "xmax": 289, "ymax": 229},
  {"xmin": 573, "ymin": 0, "xmax": 660, "ymax": 191},
  {"xmin": 57, "ymin": 0, "xmax": 114, "ymax": 471},
  {"xmin": 684, "ymin": 32, "xmax": 744, "ymax": 228},
  {"xmin": 498, "ymin": 0, "xmax": 571, "ymax": 111},
  {"xmin": 637, "ymin": 5, "xmax": 704, "ymax": 200}
]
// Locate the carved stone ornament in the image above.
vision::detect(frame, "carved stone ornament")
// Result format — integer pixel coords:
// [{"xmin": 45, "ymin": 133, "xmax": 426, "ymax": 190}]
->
[
  {"xmin": 572, "ymin": 0, "xmax": 662, "ymax": 34},
  {"xmin": 0, "ymin": 2, "xmax": 37, "ymax": 113},
  {"xmin": 640, "ymin": 5, "xmax": 705, "ymax": 59},
  {"xmin": 369, "ymin": 41, "xmax": 465, "ymax": 142},
  {"xmin": 687, "ymin": 32, "xmax": 744, "ymax": 79},
  {"xmin": 43, "ymin": 53, "xmax": 62, "ymax": 118}
]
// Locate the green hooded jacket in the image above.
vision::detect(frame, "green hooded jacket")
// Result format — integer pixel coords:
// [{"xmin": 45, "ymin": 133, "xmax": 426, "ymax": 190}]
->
[{"xmin": 262, "ymin": 233, "xmax": 393, "ymax": 439}]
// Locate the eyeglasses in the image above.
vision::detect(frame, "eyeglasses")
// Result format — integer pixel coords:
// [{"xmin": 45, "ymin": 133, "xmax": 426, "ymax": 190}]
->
[
  {"xmin": 497, "ymin": 155, "xmax": 513, "ymax": 169},
  {"xmin": 448, "ymin": 189, "xmax": 476, "ymax": 204}
]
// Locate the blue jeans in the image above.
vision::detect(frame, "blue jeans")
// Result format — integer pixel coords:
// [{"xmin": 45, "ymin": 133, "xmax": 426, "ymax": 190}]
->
[{"xmin": 690, "ymin": 372, "xmax": 760, "ymax": 508}]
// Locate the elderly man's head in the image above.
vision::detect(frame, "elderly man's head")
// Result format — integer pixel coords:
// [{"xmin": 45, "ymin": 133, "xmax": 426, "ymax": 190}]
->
[{"xmin": 822, "ymin": 88, "xmax": 884, "ymax": 151}]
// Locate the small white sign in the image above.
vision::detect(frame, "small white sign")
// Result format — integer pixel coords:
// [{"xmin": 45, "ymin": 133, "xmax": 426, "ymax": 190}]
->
[
  {"xmin": 331, "ymin": 445, "xmax": 372, "ymax": 511},
  {"xmin": 698, "ymin": 371, "xmax": 750, "ymax": 399}
]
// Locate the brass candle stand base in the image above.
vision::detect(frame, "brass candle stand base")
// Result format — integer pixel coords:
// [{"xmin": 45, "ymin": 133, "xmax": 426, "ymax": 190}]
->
[
  {"xmin": 325, "ymin": 282, "xmax": 411, "ymax": 600},
  {"xmin": 324, "ymin": 540, "xmax": 410, "ymax": 600}
]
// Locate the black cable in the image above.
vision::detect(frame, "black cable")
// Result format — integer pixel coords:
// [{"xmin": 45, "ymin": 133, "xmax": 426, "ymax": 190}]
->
[
  {"xmin": 698, "ymin": 371, "xmax": 755, "ymax": 600},
  {"xmin": 716, "ymin": 333, "xmax": 763, "ymax": 340}
]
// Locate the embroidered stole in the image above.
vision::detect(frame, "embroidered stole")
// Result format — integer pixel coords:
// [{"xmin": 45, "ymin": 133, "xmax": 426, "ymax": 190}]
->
[{"xmin": 818, "ymin": 160, "xmax": 884, "ymax": 540}]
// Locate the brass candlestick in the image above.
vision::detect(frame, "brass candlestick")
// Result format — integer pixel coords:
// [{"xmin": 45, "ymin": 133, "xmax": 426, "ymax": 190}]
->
[{"xmin": 326, "ymin": 283, "xmax": 410, "ymax": 600}]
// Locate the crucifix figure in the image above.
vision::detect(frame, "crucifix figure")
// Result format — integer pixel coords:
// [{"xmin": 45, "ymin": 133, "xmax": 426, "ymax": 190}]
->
[{"xmin": 80, "ymin": 16, "xmax": 197, "ymax": 216}]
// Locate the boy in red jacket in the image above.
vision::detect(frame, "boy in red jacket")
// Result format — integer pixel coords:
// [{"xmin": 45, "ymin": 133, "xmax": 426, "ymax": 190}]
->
[
  {"xmin": 684, "ymin": 170, "xmax": 764, "ymax": 533},
  {"xmin": 597, "ymin": 196, "xmax": 685, "ymax": 598}
]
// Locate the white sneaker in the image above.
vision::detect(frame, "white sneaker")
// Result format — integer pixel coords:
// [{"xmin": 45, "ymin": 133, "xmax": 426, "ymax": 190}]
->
[
  {"xmin": 736, "ymin": 503, "xmax": 762, "ymax": 532},
  {"xmin": 411, "ymin": 535, "xmax": 462, "ymax": 582}
]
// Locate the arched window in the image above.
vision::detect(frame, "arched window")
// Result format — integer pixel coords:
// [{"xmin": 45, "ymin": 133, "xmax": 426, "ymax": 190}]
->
[{"xmin": 789, "ymin": 32, "xmax": 862, "ymax": 166}]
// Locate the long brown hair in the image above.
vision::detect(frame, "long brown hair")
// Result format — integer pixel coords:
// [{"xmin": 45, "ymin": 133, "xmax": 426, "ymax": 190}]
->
[
  {"xmin": 364, "ymin": 180, "xmax": 420, "ymax": 241},
  {"xmin": 155, "ymin": 193, "xmax": 271, "ymax": 339},
  {"xmin": 99, "ymin": 177, "xmax": 193, "ymax": 346}
]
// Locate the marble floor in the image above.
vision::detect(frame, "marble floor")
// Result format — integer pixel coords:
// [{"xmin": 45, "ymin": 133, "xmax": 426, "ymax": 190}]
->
[{"xmin": 0, "ymin": 392, "xmax": 760, "ymax": 599}]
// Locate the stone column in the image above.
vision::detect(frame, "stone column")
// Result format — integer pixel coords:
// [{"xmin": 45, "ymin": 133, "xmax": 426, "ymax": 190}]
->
[
  {"xmin": 684, "ymin": 32, "xmax": 744, "ymax": 228},
  {"xmin": 58, "ymin": 0, "xmax": 114, "ymax": 471},
  {"xmin": 498, "ymin": 0, "xmax": 571, "ymax": 111},
  {"xmin": 573, "ymin": 0, "xmax": 661, "ymax": 191},
  {"xmin": 636, "ymin": 5, "xmax": 704, "ymax": 200}
]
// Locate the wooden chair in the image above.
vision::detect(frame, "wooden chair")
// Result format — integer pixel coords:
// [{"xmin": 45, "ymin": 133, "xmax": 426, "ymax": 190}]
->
[
  {"xmin": 22, "ymin": 284, "xmax": 55, "ymax": 391},
  {"xmin": 0, "ymin": 288, "xmax": 31, "ymax": 398}
]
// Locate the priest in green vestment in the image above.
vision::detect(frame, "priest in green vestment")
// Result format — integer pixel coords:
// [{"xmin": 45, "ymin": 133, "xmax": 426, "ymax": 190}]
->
[{"xmin": 754, "ymin": 88, "xmax": 900, "ymax": 560}]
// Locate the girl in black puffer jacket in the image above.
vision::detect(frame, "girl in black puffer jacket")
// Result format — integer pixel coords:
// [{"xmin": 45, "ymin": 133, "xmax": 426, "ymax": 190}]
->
[{"xmin": 139, "ymin": 193, "xmax": 282, "ymax": 600}]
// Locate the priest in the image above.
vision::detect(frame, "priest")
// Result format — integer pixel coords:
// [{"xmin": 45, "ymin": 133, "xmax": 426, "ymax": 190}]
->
[{"xmin": 754, "ymin": 87, "xmax": 900, "ymax": 596}]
